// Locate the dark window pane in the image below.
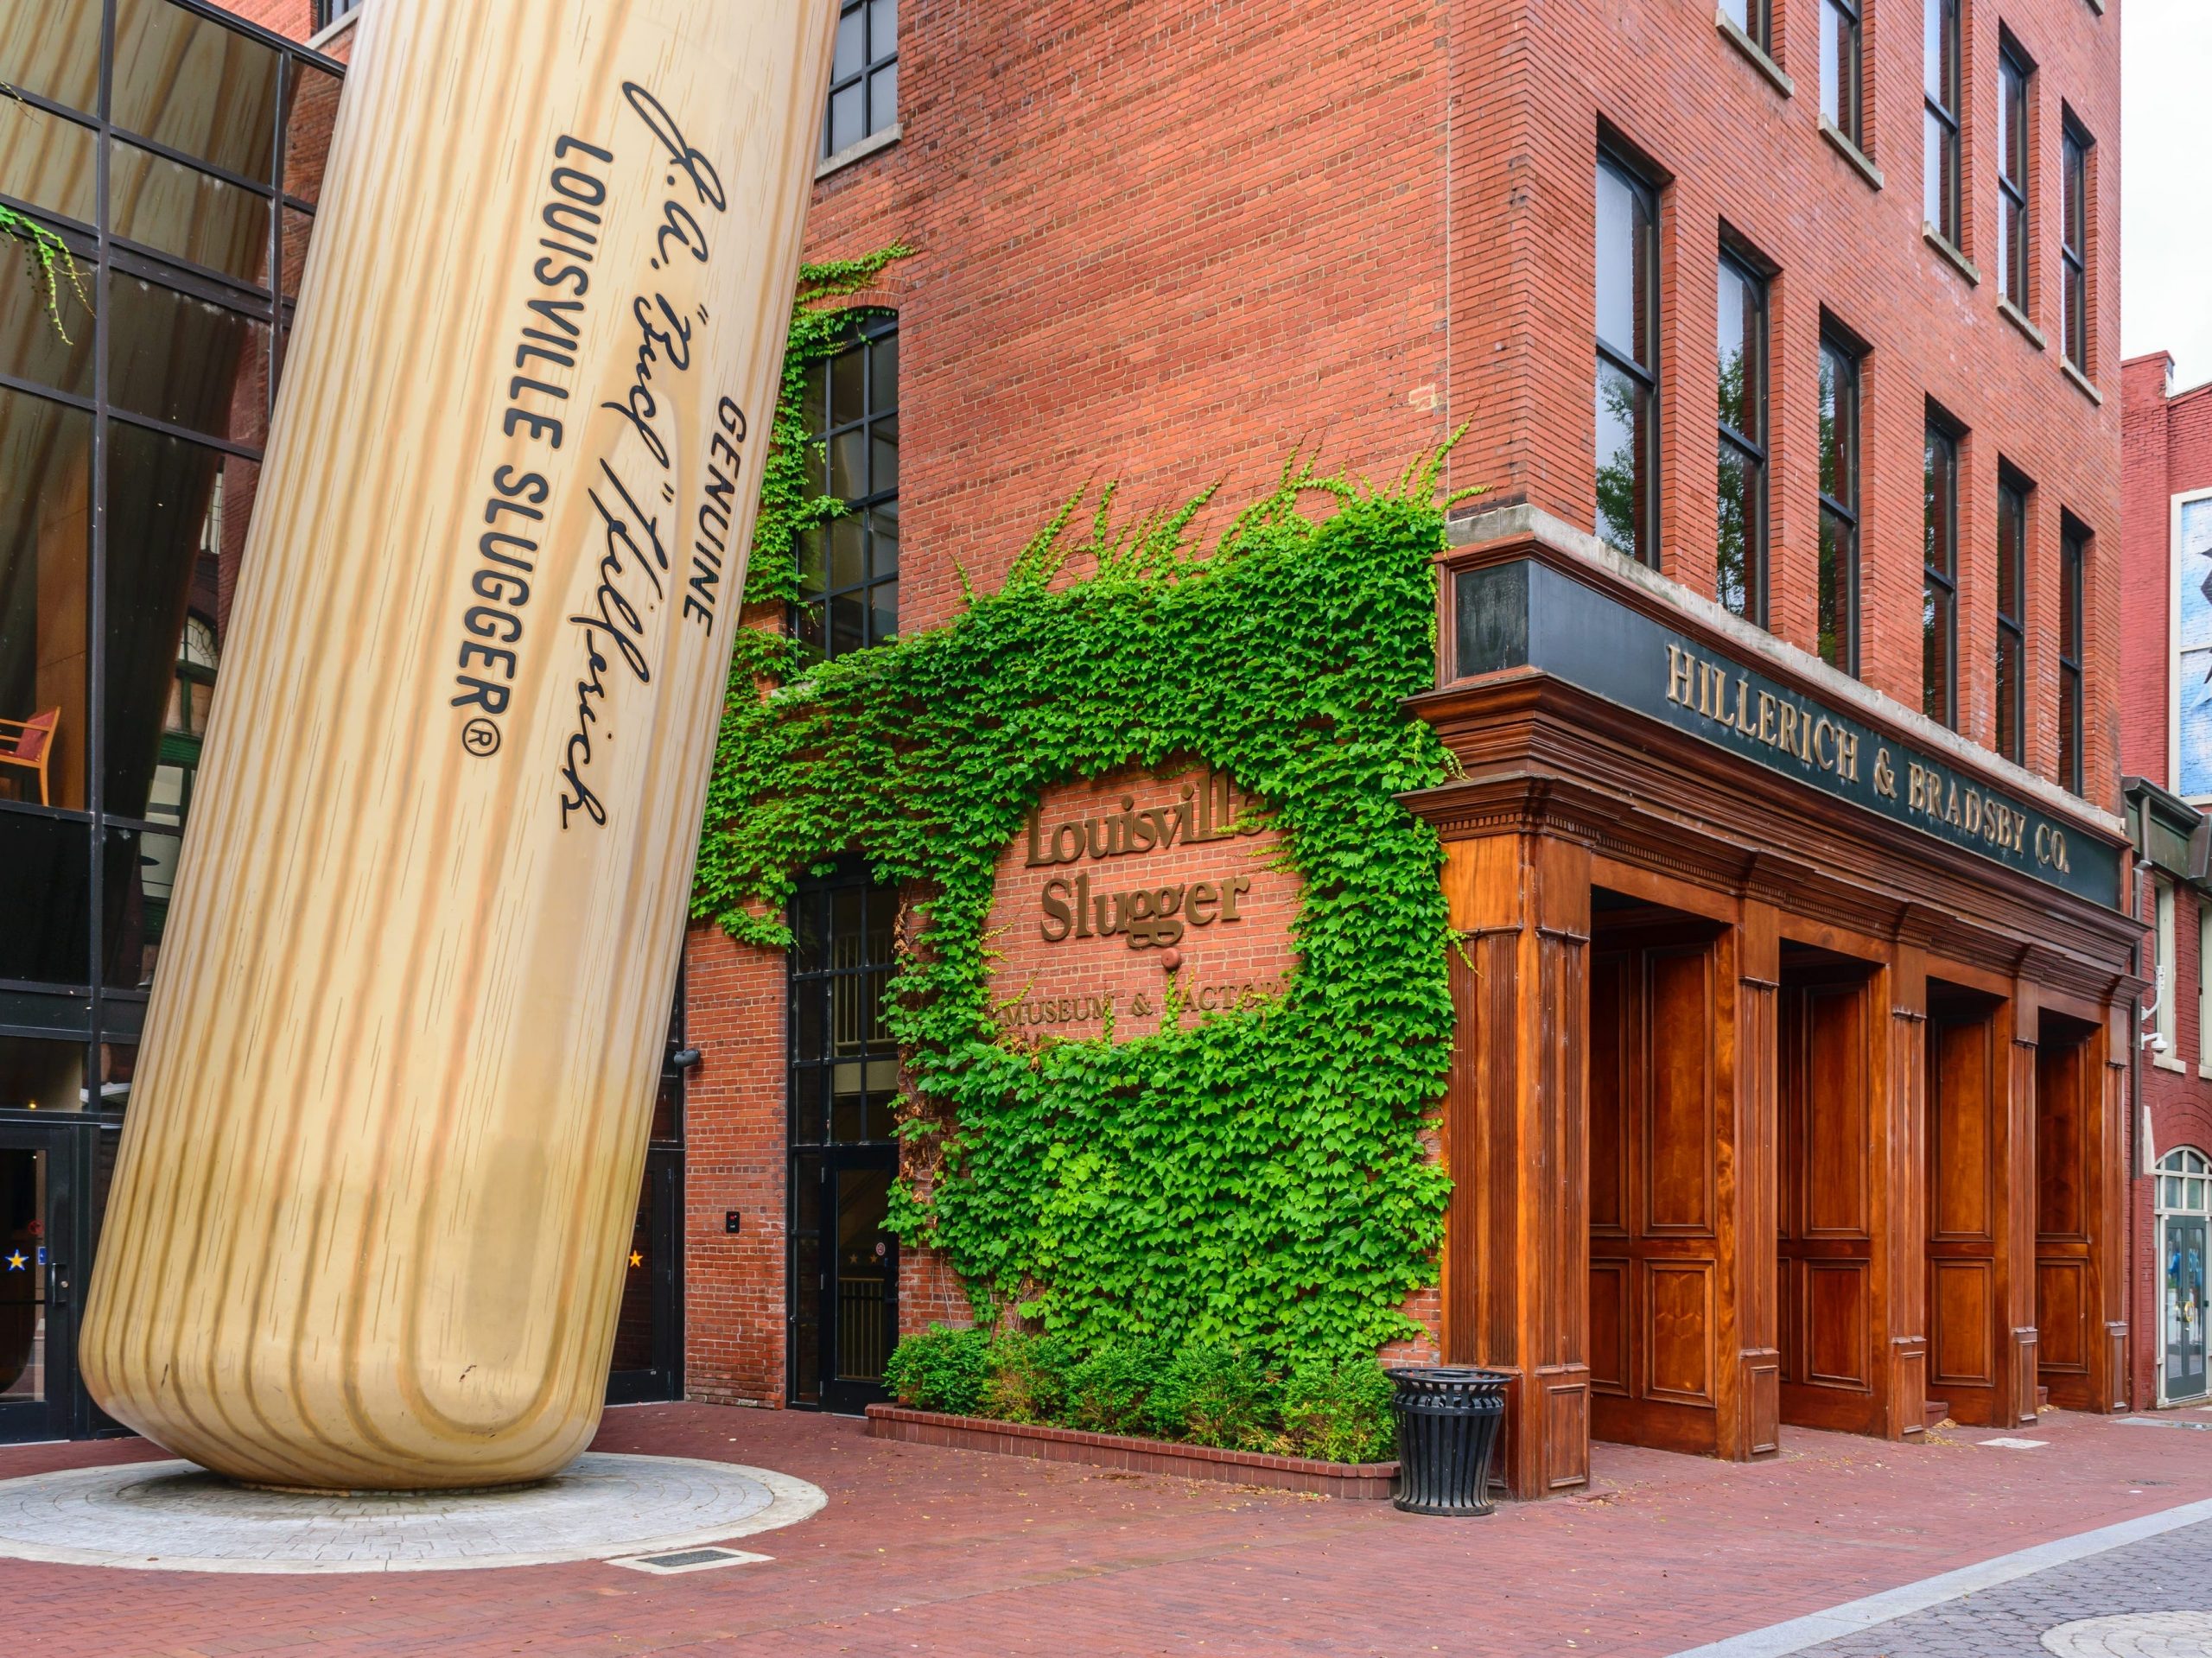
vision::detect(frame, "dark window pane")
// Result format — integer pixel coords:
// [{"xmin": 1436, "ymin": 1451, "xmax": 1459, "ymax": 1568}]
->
[
  {"xmin": 1717, "ymin": 267, "xmax": 1753, "ymax": 436},
  {"xmin": 1595, "ymin": 162, "xmax": 1646, "ymax": 365},
  {"xmin": 0, "ymin": 100, "xmax": 98, "ymax": 228},
  {"xmin": 829, "ymin": 514, "xmax": 865, "ymax": 591},
  {"xmin": 799, "ymin": 360, "xmax": 827, "ymax": 435},
  {"xmin": 1923, "ymin": 582, "xmax": 1953, "ymax": 725},
  {"xmin": 869, "ymin": 62, "xmax": 898, "ymax": 136},
  {"xmin": 1819, "ymin": 344, "xmax": 1856, "ymax": 508},
  {"xmin": 794, "ymin": 599, "xmax": 826, "ymax": 655},
  {"xmin": 834, "ymin": 5, "xmax": 867, "ymax": 79},
  {"xmin": 107, "ymin": 278, "xmax": 272, "ymax": 449},
  {"xmin": 0, "ymin": 808, "xmax": 89, "ymax": 982},
  {"xmin": 1821, "ymin": 0, "xmax": 1860, "ymax": 142},
  {"xmin": 1819, "ymin": 507, "xmax": 1853, "ymax": 671},
  {"xmin": 0, "ymin": 389, "xmax": 92, "ymax": 811},
  {"xmin": 793, "ymin": 981, "xmax": 826, "ymax": 1061},
  {"xmin": 105, "ymin": 426, "xmax": 255, "ymax": 823},
  {"xmin": 871, "ymin": 581, "xmax": 897, "ymax": 647},
  {"xmin": 792, "ymin": 890, "xmax": 827, "ymax": 972},
  {"xmin": 868, "ymin": 330, "xmax": 898, "ymax": 414},
  {"xmin": 870, "ymin": 411, "xmax": 899, "ymax": 495},
  {"xmin": 0, "ymin": 0, "xmax": 103, "ymax": 112},
  {"xmin": 0, "ymin": 1034, "xmax": 82, "ymax": 1113},
  {"xmin": 1595, "ymin": 358, "xmax": 1649, "ymax": 561},
  {"xmin": 96, "ymin": 1040, "xmax": 137, "ymax": 1114},
  {"xmin": 111, "ymin": 0, "xmax": 283, "ymax": 184},
  {"xmin": 828, "ymin": 84, "xmax": 865, "ymax": 156},
  {"xmin": 0, "ymin": 235, "xmax": 93, "ymax": 396},
  {"xmin": 1996, "ymin": 632, "xmax": 2022, "ymax": 762},
  {"xmin": 1716, "ymin": 441, "xmax": 1756, "ymax": 620},
  {"xmin": 829, "ymin": 345, "xmax": 865, "ymax": 427},
  {"xmin": 283, "ymin": 65, "xmax": 341, "ymax": 206},
  {"xmin": 111, "ymin": 141, "xmax": 274, "ymax": 288},
  {"xmin": 868, "ymin": 510, "xmax": 899, "ymax": 579},
  {"xmin": 871, "ymin": 0, "xmax": 899, "ymax": 61},
  {"xmin": 1997, "ymin": 486, "xmax": 2023, "ymax": 622},
  {"xmin": 2059, "ymin": 664, "xmax": 2081, "ymax": 792},
  {"xmin": 101, "ymin": 821, "xmax": 181, "ymax": 990},
  {"xmin": 796, "ymin": 525, "xmax": 828, "ymax": 598},
  {"xmin": 829, "ymin": 430, "xmax": 866, "ymax": 500}
]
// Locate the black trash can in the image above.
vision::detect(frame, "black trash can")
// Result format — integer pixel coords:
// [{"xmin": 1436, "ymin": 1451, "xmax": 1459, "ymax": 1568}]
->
[{"xmin": 1387, "ymin": 1366, "xmax": 1509, "ymax": 1515}]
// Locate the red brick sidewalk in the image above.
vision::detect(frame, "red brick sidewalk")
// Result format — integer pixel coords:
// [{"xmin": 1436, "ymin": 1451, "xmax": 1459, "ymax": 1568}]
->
[{"xmin": 19, "ymin": 1402, "xmax": 2212, "ymax": 1657}]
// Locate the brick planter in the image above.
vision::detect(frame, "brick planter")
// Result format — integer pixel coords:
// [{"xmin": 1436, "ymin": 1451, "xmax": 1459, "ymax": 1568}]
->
[{"xmin": 863, "ymin": 1404, "xmax": 1398, "ymax": 1500}]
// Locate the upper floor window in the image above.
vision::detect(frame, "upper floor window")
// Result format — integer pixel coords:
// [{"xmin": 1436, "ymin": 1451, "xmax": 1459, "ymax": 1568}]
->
[
  {"xmin": 2058, "ymin": 518, "xmax": 2087, "ymax": 795},
  {"xmin": 1822, "ymin": 0, "xmax": 1865, "ymax": 149},
  {"xmin": 1996, "ymin": 469, "xmax": 2031, "ymax": 765},
  {"xmin": 824, "ymin": 0, "xmax": 899, "ymax": 160},
  {"xmin": 1722, "ymin": 0, "xmax": 1775, "ymax": 54},
  {"xmin": 1997, "ymin": 45, "xmax": 2031, "ymax": 310},
  {"xmin": 797, "ymin": 313, "xmax": 899, "ymax": 658},
  {"xmin": 1923, "ymin": 419, "xmax": 1961, "ymax": 727},
  {"xmin": 2157, "ymin": 880, "xmax": 2179, "ymax": 1058},
  {"xmin": 1595, "ymin": 152, "xmax": 1661, "ymax": 568},
  {"xmin": 1716, "ymin": 249, "xmax": 1769, "ymax": 625},
  {"xmin": 314, "ymin": 0, "xmax": 359, "ymax": 25},
  {"xmin": 1818, "ymin": 334, "xmax": 1861, "ymax": 674},
  {"xmin": 1923, "ymin": 0, "xmax": 1963, "ymax": 245},
  {"xmin": 2062, "ymin": 121, "xmax": 2092, "ymax": 372}
]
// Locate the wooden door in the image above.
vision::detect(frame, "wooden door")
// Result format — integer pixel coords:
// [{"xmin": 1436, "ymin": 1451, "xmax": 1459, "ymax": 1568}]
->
[
  {"xmin": 2034, "ymin": 1028, "xmax": 2098, "ymax": 1409},
  {"xmin": 1927, "ymin": 1010, "xmax": 2003, "ymax": 1425},
  {"xmin": 1590, "ymin": 938, "xmax": 1724, "ymax": 1457},
  {"xmin": 1777, "ymin": 977, "xmax": 1883, "ymax": 1433}
]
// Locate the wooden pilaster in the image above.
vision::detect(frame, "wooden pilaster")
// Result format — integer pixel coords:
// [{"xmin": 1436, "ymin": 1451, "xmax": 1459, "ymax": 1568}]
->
[
  {"xmin": 2004, "ymin": 980, "xmax": 2042, "ymax": 1428},
  {"xmin": 1885, "ymin": 937, "xmax": 1930, "ymax": 1437},
  {"xmin": 1440, "ymin": 829, "xmax": 1592, "ymax": 1498},
  {"xmin": 1719, "ymin": 898, "xmax": 1781, "ymax": 1458}
]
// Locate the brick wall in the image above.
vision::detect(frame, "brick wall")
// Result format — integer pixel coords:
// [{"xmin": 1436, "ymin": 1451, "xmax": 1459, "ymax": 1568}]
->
[
  {"xmin": 2120, "ymin": 355, "xmax": 2212, "ymax": 1406},
  {"xmin": 689, "ymin": 0, "xmax": 2125, "ymax": 1406}
]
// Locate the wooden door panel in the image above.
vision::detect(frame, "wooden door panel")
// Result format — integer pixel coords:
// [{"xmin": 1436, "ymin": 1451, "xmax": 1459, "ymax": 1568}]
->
[
  {"xmin": 1804, "ymin": 988, "xmax": 1868, "ymax": 1237},
  {"xmin": 2036, "ymin": 1261, "xmax": 2088, "ymax": 1373},
  {"xmin": 1932, "ymin": 1022, "xmax": 1993, "ymax": 1242},
  {"xmin": 2035, "ymin": 1039, "xmax": 2088, "ymax": 1242},
  {"xmin": 1588, "ymin": 1261, "xmax": 1629, "ymax": 1393},
  {"xmin": 1589, "ymin": 956, "xmax": 1627, "ymax": 1236},
  {"xmin": 1931, "ymin": 1260, "xmax": 1994, "ymax": 1386},
  {"xmin": 1805, "ymin": 1261, "xmax": 1871, "ymax": 1387},
  {"xmin": 1645, "ymin": 950, "xmax": 1714, "ymax": 1235},
  {"xmin": 1644, "ymin": 1262, "xmax": 1713, "ymax": 1401}
]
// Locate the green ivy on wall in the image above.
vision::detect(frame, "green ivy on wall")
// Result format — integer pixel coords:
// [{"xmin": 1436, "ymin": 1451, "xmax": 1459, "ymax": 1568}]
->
[
  {"xmin": 0, "ymin": 201, "xmax": 86, "ymax": 343},
  {"xmin": 696, "ymin": 256, "xmax": 1465, "ymax": 1362}
]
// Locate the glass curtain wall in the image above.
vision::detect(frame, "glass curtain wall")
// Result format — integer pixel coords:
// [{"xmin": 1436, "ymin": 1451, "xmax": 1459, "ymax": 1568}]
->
[{"xmin": 0, "ymin": 0, "xmax": 340, "ymax": 1426}]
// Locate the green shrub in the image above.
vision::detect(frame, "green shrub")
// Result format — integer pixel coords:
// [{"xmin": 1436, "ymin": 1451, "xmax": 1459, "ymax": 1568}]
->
[
  {"xmin": 1278, "ymin": 1358, "xmax": 1396, "ymax": 1464},
  {"xmin": 1062, "ymin": 1340, "xmax": 1170, "ymax": 1435},
  {"xmin": 981, "ymin": 1331, "xmax": 1077, "ymax": 1424},
  {"xmin": 1143, "ymin": 1343, "xmax": 1274, "ymax": 1450},
  {"xmin": 882, "ymin": 1324, "xmax": 989, "ymax": 1416}
]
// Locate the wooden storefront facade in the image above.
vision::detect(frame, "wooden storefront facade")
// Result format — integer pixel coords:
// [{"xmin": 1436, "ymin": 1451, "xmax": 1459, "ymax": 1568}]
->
[{"xmin": 1410, "ymin": 510, "xmax": 2140, "ymax": 1501}]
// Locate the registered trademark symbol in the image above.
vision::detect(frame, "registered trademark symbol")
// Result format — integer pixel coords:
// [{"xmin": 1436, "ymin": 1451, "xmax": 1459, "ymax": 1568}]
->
[{"xmin": 461, "ymin": 718, "xmax": 501, "ymax": 758}]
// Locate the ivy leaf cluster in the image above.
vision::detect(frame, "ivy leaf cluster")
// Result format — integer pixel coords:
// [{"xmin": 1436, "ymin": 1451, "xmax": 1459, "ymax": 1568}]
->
[{"xmin": 697, "ymin": 265, "xmax": 1463, "ymax": 1362}]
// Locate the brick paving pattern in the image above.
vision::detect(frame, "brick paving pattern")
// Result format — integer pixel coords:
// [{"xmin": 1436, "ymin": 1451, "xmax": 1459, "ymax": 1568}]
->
[
  {"xmin": 0, "ymin": 1403, "xmax": 2208, "ymax": 1655},
  {"xmin": 1799, "ymin": 1510, "xmax": 2212, "ymax": 1655}
]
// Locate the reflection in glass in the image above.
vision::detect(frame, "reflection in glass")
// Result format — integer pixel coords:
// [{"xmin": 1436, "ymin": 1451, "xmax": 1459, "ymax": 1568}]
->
[
  {"xmin": 102, "ymin": 823, "xmax": 181, "ymax": 990},
  {"xmin": 111, "ymin": 142, "xmax": 274, "ymax": 288},
  {"xmin": 798, "ymin": 318, "xmax": 898, "ymax": 657},
  {"xmin": 111, "ymin": 0, "xmax": 283, "ymax": 183},
  {"xmin": 107, "ymin": 278, "xmax": 270, "ymax": 449},
  {"xmin": 107, "ymin": 425, "xmax": 252, "ymax": 823},
  {"xmin": 1595, "ymin": 359, "xmax": 1649, "ymax": 562},
  {"xmin": 1716, "ymin": 442, "xmax": 1751, "ymax": 619},
  {"xmin": 0, "ymin": 809, "xmax": 90, "ymax": 982},
  {"xmin": 1817, "ymin": 339, "xmax": 1859, "ymax": 673},
  {"xmin": 0, "ymin": 230, "xmax": 93, "ymax": 397},
  {"xmin": 0, "ymin": 389, "xmax": 93, "ymax": 811},
  {"xmin": 95, "ymin": 1041, "xmax": 137, "ymax": 1113},
  {"xmin": 283, "ymin": 67, "xmax": 341, "ymax": 206},
  {"xmin": 0, "ymin": 99, "xmax": 97, "ymax": 229},
  {"xmin": 0, "ymin": 1147, "xmax": 45, "ymax": 1401},
  {"xmin": 0, "ymin": 1038, "xmax": 81, "ymax": 1115},
  {"xmin": 835, "ymin": 1166, "xmax": 892, "ymax": 1382},
  {"xmin": 0, "ymin": 0, "xmax": 103, "ymax": 113}
]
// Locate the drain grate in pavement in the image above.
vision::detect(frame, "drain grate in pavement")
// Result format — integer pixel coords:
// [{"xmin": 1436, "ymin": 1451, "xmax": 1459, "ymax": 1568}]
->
[
  {"xmin": 2041, "ymin": 1610, "xmax": 2212, "ymax": 1655},
  {"xmin": 607, "ymin": 1546, "xmax": 772, "ymax": 1575}
]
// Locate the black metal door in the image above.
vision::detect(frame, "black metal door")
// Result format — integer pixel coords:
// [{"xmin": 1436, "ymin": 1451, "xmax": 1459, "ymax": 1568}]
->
[
  {"xmin": 797, "ymin": 1147, "xmax": 899, "ymax": 1415},
  {"xmin": 606, "ymin": 1146, "xmax": 683, "ymax": 1405},
  {"xmin": 0, "ymin": 1123, "xmax": 77, "ymax": 1443}
]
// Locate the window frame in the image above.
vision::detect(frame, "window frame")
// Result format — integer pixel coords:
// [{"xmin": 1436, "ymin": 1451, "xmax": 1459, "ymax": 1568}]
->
[
  {"xmin": 822, "ymin": 0, "xmax": 899, "ymax": 161},
  {"xmin": 1923, "ymin": 418, "xmax": 1961, "ymax": 727},
  {"xmin": 793, "ymin": 310, "xmax": 899, "ymax": 661},
  {"xmin": 2058, "ymin": 517, "xmax": 2087, "ymax": 795},
  {"xmin": 1817, "ymin": 331, "xmax": 1862, "ymax": 676},
  {"xmin": 1821, "ymin": 0, "xmax": 1865, "ymax": 149},
  {"xmin": 1715, "ymin": 246, "xmax": 1770, "ymax": 626},
  {"xmin": 1594, "ymin": 148, "xmax": 1663, "ymax": 569},
  {"xmin": 1724, "ymin": 0, "xmax": 1776, "ymax": 55},
  {"xmin": 1997, "ymin": 43, "xmax": 2032, "ymax": 311},
  {"xmin": 2062, "ymin": 118, "xmax": 2092, "ymax": 372},
  {"xmin": 313, "ymin": 0, "xmax": 361, "ymax": 28},
  {"xmin": 1924, "ymin": 0, "xmax": 1964, "ymax": 245},
  {"xmin": 1995, "ymin": 468, "xmax": 2031, "ymax": 765}
]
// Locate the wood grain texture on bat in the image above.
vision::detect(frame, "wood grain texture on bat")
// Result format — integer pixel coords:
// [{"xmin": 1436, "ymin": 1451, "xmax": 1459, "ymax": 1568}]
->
[{"xmin": 78, "ymin": 0, "xmax": 836, "ymax": 1493}]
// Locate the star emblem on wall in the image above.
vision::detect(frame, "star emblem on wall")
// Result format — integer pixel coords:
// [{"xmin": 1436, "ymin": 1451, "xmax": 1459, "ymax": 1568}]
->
[{"xmin": 4, "ymin": 1253, "xmax": 26, "ymax": 1272}]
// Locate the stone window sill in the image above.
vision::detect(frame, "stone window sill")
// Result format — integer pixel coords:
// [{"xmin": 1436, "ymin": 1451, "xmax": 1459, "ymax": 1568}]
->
[
  {"xmin": 1715, "ymin": 11, "xmax": 1793, "ymax": 97},
  {"xmin": 1923, "ymin": 225, "xmax": 1980, "ymax": 286},
  {"xmin": 2062, "ymin": 359, "xmax": 2104, "ymax": 405},
  {"xmin": 2155, "ymin": 1053, "xmax": 2188, "ymax": 1075},
  {"xmin": 1997, "ymin": 296, "xmax": 2048, "ymax": 351},
  {"xmin": 817, "ymin": 123, "xmax": 901, "ymax": 181},
  {"xmin": 1820, "ymin": 121, "xmax": 1884, "ymax": 190},
  {"xmin": 306, "ymin": 10, "xmax": 356, "ymax": 53}
]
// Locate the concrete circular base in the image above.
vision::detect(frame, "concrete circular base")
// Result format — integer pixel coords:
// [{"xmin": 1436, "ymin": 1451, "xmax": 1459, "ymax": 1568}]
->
[
  {"xmin": 2043, "ymin": 1612, "xmax": 2212, "ymax": 1656},
  {"xmin": 0, "ymin": 1453, "xmax": 825, "ymax": 1573}
]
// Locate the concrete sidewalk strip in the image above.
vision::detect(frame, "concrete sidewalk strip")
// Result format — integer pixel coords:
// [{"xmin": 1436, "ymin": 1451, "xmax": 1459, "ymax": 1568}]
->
[{"xmin": 1667, "ymin": 1496, "xmax": 2212, "ymax": 1658}]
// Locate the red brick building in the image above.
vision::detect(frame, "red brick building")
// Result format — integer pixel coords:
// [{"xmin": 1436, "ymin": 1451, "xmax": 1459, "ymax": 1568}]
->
[
  {"xmin": 2119, "ymin": 351, "xmax": 2212, "ymax": 1409},
  {"xmin": 213, "ymin": 0, "xmax": 2135, "ymax": 1493}
]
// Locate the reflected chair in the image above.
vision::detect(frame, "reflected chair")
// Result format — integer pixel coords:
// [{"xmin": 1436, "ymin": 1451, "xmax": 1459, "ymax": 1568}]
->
[{"xmin": 0, "ymin": 709, "xmax": 58, "ymax": 807}]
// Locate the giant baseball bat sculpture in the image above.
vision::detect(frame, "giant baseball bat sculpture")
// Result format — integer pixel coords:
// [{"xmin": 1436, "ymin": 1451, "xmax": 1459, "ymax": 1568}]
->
[{"xmin": 79, "ymin": 0, "xmax": 835, "ymax": 1491}]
